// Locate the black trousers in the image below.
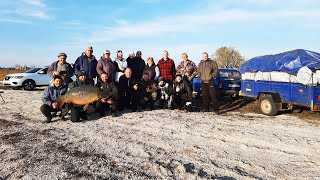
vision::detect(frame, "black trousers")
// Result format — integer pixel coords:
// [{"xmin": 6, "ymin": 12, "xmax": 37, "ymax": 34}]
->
[
  {"xmin": 40, "ymin": 103, "xmax": 71, "ymax": 118},
  {"xmin": 138, "ymin": 93, "xmax": 155, "ymax": 109},
  {"xmin": 172, "ymin": 93, "xmax": 191, "ymax": 109},
  {"xmin": 201, "ymin": 81, "xmax": 219, "ymax": 111},
  {"xmin": 70, "ymin": 105, "xmax": 88, "ymax": 122},
  {"xmin": 119, "ymin": 91, "xmax": 133, "ymax": 109},
  {"xmin": 97, "ymin": 98, "xmax": 118, "ymax": 114}
]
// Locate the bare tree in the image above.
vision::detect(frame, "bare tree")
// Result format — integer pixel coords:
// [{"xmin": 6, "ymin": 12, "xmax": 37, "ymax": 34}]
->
[
  {"xmin": 15, "ymin": 64, "xmax": 22, "ymax": 70},
  {"xmin": 212, "ymin": 47, "xmax": 245, "ymax": 68}
]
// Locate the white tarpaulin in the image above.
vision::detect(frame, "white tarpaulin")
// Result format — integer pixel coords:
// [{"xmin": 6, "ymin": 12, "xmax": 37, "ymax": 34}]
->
[{"xmin": 241, "ymin": 66, "xmax": 318, "ymax": 85}]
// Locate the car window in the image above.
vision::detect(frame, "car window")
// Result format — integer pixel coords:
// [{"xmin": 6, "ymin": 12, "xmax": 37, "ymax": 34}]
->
[
  {"xmin": 25, "ymin": 68, "xmax": 42, "ymax": 73},
  {"xmin": 219, "ymin": 70, "xmax": 241, "ymax": 79},
  {"xmin": 41, "ymin": 68, "xmax": 48, "ymax": 74}
]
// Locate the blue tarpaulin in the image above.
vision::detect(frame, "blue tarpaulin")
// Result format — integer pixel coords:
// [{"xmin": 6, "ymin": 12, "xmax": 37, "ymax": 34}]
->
[{"xmin": 240, "ymin": 49, "xmax": 320, "ymax": 75}]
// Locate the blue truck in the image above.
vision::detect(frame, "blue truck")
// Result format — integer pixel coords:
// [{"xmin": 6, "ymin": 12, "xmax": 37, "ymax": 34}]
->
[
  {"xmin": 192, "ymin": 68, "xmax": 241, "ymax": 99},
  {"xmin": 240, "ymin": 49, "xmax": 320, "ymax": 116}
]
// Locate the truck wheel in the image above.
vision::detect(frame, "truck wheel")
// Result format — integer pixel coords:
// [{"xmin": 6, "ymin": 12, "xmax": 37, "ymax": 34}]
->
[
  {"xmin": 22, "ymin": 80, "xmax": 36, "ymax": 91},
  {"xmin": 260, "ymin": 96, "xmax": 277, "ymax": 116}
]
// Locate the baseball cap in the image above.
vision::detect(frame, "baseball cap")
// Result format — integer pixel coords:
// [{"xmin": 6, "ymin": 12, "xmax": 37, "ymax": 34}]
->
[
  {"xmin": 77, "ymin": 70, "xmax": 87, "ymax": 77},
  {"xmin": 86, "ymin": 46, "xmax": 93, "ymax": 51},
  {"xmin": 57, "ymin": 53, "xmax": 67, "ymax": 57},
  {"xmin": 103, "ymin": 50, "xmax": 110, "ymax": 54},
  {"xmin": 158, "ymin": 77, "xmax": 164, "ymax": 82}
]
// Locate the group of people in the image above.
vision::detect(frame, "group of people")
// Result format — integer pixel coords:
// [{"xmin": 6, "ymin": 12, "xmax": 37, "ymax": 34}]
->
[{"xmin": 40, "ymin": 46, "xmax": 220, "ymax": 123}]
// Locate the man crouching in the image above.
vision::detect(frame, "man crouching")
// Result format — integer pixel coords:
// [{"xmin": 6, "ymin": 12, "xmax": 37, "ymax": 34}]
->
[
  {"xmin": 96, "ymin": 72, "xmax": 118, "ymax": 117},
  {"xmin": 40, "ymin": 76, "xmax": 71, "ymax": 123}
]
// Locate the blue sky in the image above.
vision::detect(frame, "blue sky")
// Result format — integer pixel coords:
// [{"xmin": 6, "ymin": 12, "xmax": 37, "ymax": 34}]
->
[{"xmin": 0, "ymin": 0, "xmax": 319, "ymax": 67}]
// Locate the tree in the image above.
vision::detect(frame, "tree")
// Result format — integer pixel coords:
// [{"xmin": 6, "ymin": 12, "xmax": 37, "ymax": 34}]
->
[{"xmin": 212, "ymin": 47, "xmax": 245, "ymax": 68}]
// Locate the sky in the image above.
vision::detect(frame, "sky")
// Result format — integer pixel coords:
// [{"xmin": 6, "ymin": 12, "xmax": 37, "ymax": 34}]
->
[{"xmin": 0, "ymin": 0, "xmax": 319, "ymax": 67}]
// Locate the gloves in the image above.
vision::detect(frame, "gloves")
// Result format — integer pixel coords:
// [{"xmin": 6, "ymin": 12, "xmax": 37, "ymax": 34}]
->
[{"xmin": 186, "ymin": 102, "xmax": 192, "ymax": 106}]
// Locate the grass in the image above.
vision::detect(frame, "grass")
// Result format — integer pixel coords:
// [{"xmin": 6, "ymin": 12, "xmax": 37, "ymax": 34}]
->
[{"xmin": 0, "ymin": 69, "xmax": 25, "ymax": 80}]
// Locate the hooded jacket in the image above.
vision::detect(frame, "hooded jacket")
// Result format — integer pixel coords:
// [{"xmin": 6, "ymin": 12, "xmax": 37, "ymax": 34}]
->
[
  {"xmin": 96, "ymin": 56, "xmax": 116, "ymax": 82},
  {"xmin": 74, "ymin": 53, "xmax": 98, "ymax": 80},
  {"xmin": 42, "ymin": 85, "xmax": 68, "ymax": 106}
]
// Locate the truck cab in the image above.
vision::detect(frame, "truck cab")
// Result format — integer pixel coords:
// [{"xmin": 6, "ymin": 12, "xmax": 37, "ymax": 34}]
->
[{"xmin": 192, "ymin": 68, "xmax": 241, "ymax": 98}]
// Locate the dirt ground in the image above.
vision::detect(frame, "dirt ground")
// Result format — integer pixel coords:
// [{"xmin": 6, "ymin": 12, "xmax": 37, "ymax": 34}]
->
[{"xmin": 0, "ymin": 89, "xmax": 320, "ymax": 179}]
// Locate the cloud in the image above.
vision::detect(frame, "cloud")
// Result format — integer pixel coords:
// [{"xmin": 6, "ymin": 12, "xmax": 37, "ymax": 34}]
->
[
  {"xmin": 0, "ymin": 0, "xmax": 51, "ymax": 24},
  {"xmin": 0, "ymin": 18, "xmax": 32, "ymax": 24},
  {"xmin": 20, "ymin": 0, "xmax": 46, "ymax": 7},
  {"xmin": 86, "ymin": 8, "xmax": 320, "ymax": 43}
]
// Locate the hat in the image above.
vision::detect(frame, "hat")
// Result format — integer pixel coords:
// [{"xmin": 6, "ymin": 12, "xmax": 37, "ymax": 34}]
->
[
  {"xmin": 58, "ymin": 53, "xmax": 67, "ymax": 57},
  {"xmin": 53, "ymin": 75, "xmax": 63, "ymax": 81},
  {"xmin": 136, "ymin": 50, "xmax": 142, "ymax": 55},
  {"xmin": 86, "ymin": 46, "xmax": 93, "ymax": 51},
  {"xmin": 103, "ymin": 50, "xmax": 110, "ymax": 54},
  {"xmin": 158, "ymin": 77, "xmax": 164, "ymax": 82},
  {"xmin": 129, "ymin": 51, "xmax": 135, "ymax": 56},
  {"xmin": 77, "ymin": 70, "xmax": 87, "ymax": 77}
]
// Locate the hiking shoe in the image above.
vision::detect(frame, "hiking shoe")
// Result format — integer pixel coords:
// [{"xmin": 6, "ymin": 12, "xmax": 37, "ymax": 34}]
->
[
  {"xmin": 111, "ymin": 112, "xmax": 117, "ymax": 117},
  {"xmin": 99, "ymin": 112, "xmax": 106, "ymax": 117},
  {"xmin": 214, "ymin": 110, "xmax": 221, "ymax": 115},
  {"xmin": 60, "ymin": 116, "xmax": 66, "ymax": 121},
  {"xmin": 43, "ymin": 116, "xmax": 52, "ymax": 123},
  {"xmin": 80, "ymin": 115, "xmax": 88, "ymax": 120},
  {"xmin": 201, "ymin": 109, "xmax": 209, "ymax": 112}
]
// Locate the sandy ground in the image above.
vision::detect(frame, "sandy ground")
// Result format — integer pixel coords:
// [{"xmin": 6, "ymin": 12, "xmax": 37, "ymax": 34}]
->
[{"xmin": 0, "ymin": 89, "xmax": 320, "ymax": 179}]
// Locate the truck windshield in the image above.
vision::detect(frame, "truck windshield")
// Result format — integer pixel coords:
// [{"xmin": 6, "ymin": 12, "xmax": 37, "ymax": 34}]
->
[{"xmin": 219, "ymin": 70, "xmax": 241, "ymax": 80}]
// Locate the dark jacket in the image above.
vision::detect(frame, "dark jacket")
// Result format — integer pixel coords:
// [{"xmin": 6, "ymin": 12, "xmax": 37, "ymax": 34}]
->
[
  {"xmin": 47, "ymin": 61, "xmax": 74, "ymax": 84},
  {"xmin": 74, "ymin": 53, "xmax": 98, "ymax": 80},
  {"xmin": 42, "ymin": 85, "xmax": 68, "ymax": 106},
  {"xmin": 127, "ymin": 57, "xmax": 145, "ymax": 81},
  {"xmin": 138, "ymin": 79, "xmax": 156, "ymax": 97},
  {"xmin": 173, "ymin": 80, "xmax": 192, "ymax": 101},
  {"xmin": 68, "ymin": 78, "xmax": 94, "ymax": 90},
  {"xmin": 143, "ymin": 62, "xmax": 160, "ymax": 82},
  {"xmin": 48, "ymin": 61, "xmax": 73, "ymax": 78},
  {"xmin": 197, "ymin": 59, "xmax": 218, "ymax": 83},
  {"xmin": 96, "ymin": 57, "xmax": 116, "ymax": 81},
  {"xmin": 118, "ymin": 74, "xmax": 137, "ymax": 95},
  {"xmin": 96, "ymin": 81, "xmax": 118, "ymax": 100}
]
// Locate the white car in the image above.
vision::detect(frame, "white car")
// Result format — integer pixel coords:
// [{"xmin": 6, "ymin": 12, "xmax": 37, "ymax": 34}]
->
[{"xmin": 3, "ymin": 67, "xmax": 52, "ymax": 90}]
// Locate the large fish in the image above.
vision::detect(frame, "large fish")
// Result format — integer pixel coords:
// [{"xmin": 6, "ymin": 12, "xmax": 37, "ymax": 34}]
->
[{"xmin": 56, "ymin": 85, "xmax": 106, "ymax": 110}]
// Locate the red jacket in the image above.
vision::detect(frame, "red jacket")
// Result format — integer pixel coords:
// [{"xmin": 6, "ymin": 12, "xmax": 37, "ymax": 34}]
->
[{"xmin": 157, "ymin": 58, "xmax": 176, "ymax": 82}]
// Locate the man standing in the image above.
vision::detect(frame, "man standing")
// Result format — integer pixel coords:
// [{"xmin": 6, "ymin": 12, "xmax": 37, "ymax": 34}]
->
[
  {"xmin": 157, "ymin": 50, "xmax": 176, "ymax": 85},
  {"xmin": 74, "ymin": 46, "xmax": 98, "ymax": 84},
  {"xmin": 114, "ymin": 50, "xmax": 128, "ymax": 82},
  {"xmin": 96, "ymin": 50, "xmax": 116, "ymax": 82},
  {"xmin": 40, "ymin": 76, "xmax": 71, "ymax": 123},
  {"xmin": 176, "ymin": 53, "xmax": 197, "ymax": 85},
  {"xmin": 197, "ymin": 52, "xmax": 220, "ymax": 114},
  {"xmin": 128, "ymin": 50, "xmax": 145, "ymax": 81},
  {"xmin": 47, "ymin": 53, "xmax": 73, "ymax": 85}
]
